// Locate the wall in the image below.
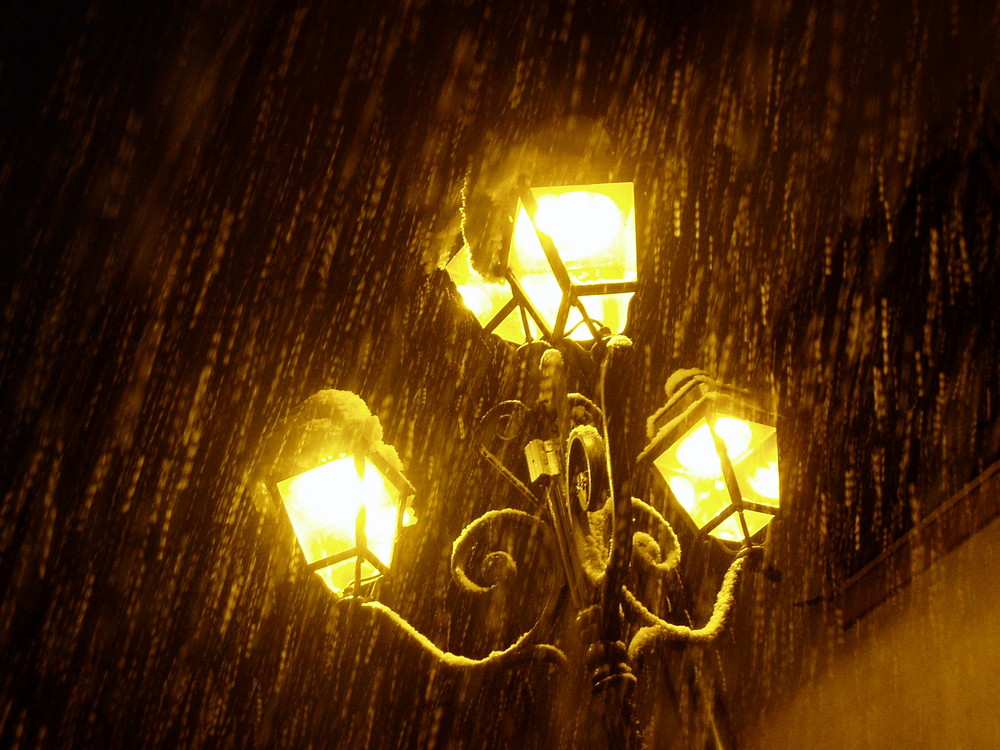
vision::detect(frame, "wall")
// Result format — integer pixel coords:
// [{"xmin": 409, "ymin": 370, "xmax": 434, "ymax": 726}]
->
[{"xmin": 750, "ymin": 480, "xmax": 1000, "ymax": 749}]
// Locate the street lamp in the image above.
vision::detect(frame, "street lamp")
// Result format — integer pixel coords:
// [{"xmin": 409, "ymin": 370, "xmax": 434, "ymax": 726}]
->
[
  {"xmin": 446, "ymin": 180, "xmax": 637, "ymax": 344},
  {"xmin": 260, "ymin": 390, "xmax": 416, "ymax": 596},
  {"xmin": 640, "ymin": 370, "xmax": 781, "ymax": 549},
  {"xmin": 262, "ymin": 179, "xmax": 782, "ymax": 745}
]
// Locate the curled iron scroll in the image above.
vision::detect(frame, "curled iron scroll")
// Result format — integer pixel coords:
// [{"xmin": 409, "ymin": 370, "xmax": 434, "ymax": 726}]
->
[
  {"xmin": 474, "ymin": 400, "xmax": 541, "ymax": 509},
  {"xmin": 451, "ymin": 508, "xmax": 554, "ymax": 594},
  {"xmin": 475, "ymin": 400, "xmax": 528, "ymax": 449},
  {"xmin": 628, "ymin": 498, "xmax": 682, "ymax": 579},
  {"xmin": 446, "ymin": 508, "xmax": 567, "ymax": 670}
]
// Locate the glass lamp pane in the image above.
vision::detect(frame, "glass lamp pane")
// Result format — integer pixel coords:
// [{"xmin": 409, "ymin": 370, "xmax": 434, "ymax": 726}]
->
[
  {"xmin": 516, "ymin": 272, "xmax": 634, "ymax": 341},
  {"xmin": 510, "ymin": 184, "xmax": 636, "ymax": 283},
  {"xmin": 653, "ymin": 415, "xmax": 779, "ymax": 542},
  {"xmin": 277, "ymin": 455, "xmax": 402, "ymax": 593},
  {"xmin": 736, "ymin": 436, "xmax": 780, "ymax": 507},
  {"xmin": 708, "ymin": 509, "xmax": 775, "ymax": 543},
  {"xmin": 445, "ymin": 246, "xmax": 539, "ymax": 343},
  {"xmin": 315, "ymin": 559, "xmax": 372, "ymax": 595},
  {"xmin": 509, "ymin": 183, "xmax": 636, "ymax": 339},
  {"xmin": 574, "ymin": 292, "xmax": 634, "ymax": 340}
]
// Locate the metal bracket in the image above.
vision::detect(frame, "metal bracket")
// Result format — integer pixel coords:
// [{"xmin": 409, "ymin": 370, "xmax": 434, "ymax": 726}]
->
[{"xmin": 525, "ymin": 439, "xmax": 562, "ymax": 482}]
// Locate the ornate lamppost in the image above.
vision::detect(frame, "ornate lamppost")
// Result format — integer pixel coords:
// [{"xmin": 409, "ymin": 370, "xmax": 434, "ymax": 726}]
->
[{"xmin": 257, "ymin": 178, "xmax": 782, "ymax": 745}]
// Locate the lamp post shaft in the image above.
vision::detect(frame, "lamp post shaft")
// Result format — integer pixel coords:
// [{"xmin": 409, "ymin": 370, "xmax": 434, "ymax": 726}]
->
[{"xmin": 599, "ymin": 340, "xmax": 633, "ymax": 645}]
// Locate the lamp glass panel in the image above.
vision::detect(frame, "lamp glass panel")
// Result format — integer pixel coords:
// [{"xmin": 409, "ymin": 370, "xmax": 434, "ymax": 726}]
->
[
  {"xmin": 445, "ymin": 246, "xmax": 540, "ymax": 343},
  {"xmin": 316, "ymin": 559, "xmax": 369, "ymax": 594},
  {"xmin": 510, "ymin": 184, "xmax": 636, "ymax": 282},
  {"xmin": 737, "ymin": 434, "xmax": 780, "ymax": 507},
  {"xmin": 574, "ymin": 292, "xmax": 634, "ymax": 339},
  {"xmin": 509, "ymin": 183, "xmax": 636, "ymax": 338},
  {"xmin": 277, "ymin": 455, "xmax": 402, "ymax": 593},
  {"xmin": 516, "ymin": 271, "xmax": 634, "ymax": 340},
  {"xmin": 710, "ymin": 509, "xmax": 777, "ymax": 543},
  {"xmin": 654, "ymin": 415, "xmax": 779, "ymax": 542}
]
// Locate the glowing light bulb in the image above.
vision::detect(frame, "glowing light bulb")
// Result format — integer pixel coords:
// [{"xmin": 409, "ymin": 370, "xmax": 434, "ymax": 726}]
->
[
  {"xmin": 533, "ymin": 191, "xmax": 622, "ymax": 264},
  {"xmin": 512, "ymin": 191, "xmax": 624, "ymax": 271},
  {"xmin": 675, "ymin": 418, "xmax": 752, "ymax": 476}
]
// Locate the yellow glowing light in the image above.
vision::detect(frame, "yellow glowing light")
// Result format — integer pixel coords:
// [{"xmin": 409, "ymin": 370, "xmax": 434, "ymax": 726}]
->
[
  {"xmin": 448, "ymin": 183, "xmax": 636, "ymax": 343},
  {"xmin": 516, "ymin": 272, "xmax": 634, "ymax": 341},
  {"xmin": 675, "ymin": 418, "xmax": 752, "ymax": 476},
  {"xmin": 747, "ymin": 463, "xmax": 780, "ymax": 500},
  {"xmin": 709, "ymin": 510, "xmax": 775, "ymax": 543},
  {"xmin": 455, "ymin": 284, "xmax": 495, "ymax": 320},
  {"xmin": 513, "ymin": 191, "xmax": 623, "ymax": 271},
  {"xmin": 512, "ymin": 185, "xmax": 635, "ymax": 288},
  {"xmin": 445, "ymin": 246, "xmax": 533, "ymax": 343},
  {"xmin": 277, "ymin": 455, "xmax": 402, "ymax": 593},
  {"xmin": 536, "ymin": 191, "xmax": 622, "ymax": 263},
  {"xmin": 667, "ymin": 475, "xmax": 726, "ymax": 529},
  {"xmin": 667, "ymin": 475, "xmax": 695, "ymax": 510},
  {"xmin": 652, "ymin": 413, "xmax": 779, "ymax": 543},
  {"xmin": 517, "ymin": 272, "xmax": 563, "ymax": 323}
]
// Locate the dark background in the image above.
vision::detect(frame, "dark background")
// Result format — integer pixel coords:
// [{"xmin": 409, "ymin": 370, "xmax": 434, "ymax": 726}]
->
[{"xmin": 2, "ymin": 1, "xmax": 999, "ymax": 747}]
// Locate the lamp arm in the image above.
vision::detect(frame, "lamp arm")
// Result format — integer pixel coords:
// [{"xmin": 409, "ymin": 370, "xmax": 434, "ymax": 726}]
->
[
  {"xmin": 340, "ymin": 599, "xmax": 568, "ymax": 673},
  {"xmin": 623, "ymin": 551, "xmax": 753, "ymax": 661},
  {"xmin": 334, "ymin": 508, "xmax": 569, "ymax": 675},
  {"xmin": 451, "ymin": 508, "xmax": 552, "ymax": 593},
  {"xmin": 451, "ymin": 508, "xmax": 570, "ymax": 661}
]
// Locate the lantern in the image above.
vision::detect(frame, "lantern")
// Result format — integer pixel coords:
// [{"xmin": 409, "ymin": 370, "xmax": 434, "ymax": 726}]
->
[
  {"xmin": 274, "ymin": 449, "xmax": 414, "ymax": 594},
  {"xmin": 641, "ymin": 372, "xmax": 780, "ymax": 547},
  {"xmin": 446, "ymin": 182, "xmax": 636, "ymax": 344},
  {"xmin": 263, "ymin": 390, "xmax": 416, "ymax": 595}
]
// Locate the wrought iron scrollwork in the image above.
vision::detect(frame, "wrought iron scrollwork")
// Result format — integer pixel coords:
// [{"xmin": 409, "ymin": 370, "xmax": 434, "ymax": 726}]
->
[
  {"xmin": 624, "ymin": 549, "xmax": 757, "ymax": 660},
  {"xmin": 474, "ymin": 400, "xmax": 541, "ymax": 509},
  {"xmin": 333, "ymin": 508, "xmax": 571, "ymax": 675},
  {"xmin": 627, "ymin": 497, "xmax": 682, "ymax": 578},
  {"xmin": 449, "ymin": 507, "xmax": 568, "ymax": 667},
  {"xmin": 451, "ymin": 508, "xmax": 552, "ymax": 593},
  {"xmin": 378, "ymin": 333, "xmax": 755, "ymax": 694}
]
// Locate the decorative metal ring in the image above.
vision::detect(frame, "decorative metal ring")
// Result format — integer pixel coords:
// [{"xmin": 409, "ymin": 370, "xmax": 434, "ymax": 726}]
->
[
  {"xmin": 476, "ymin": 400, "xmax": 527, "ymax": 445},
  {"xmin": 567, "ymin": 425, "xmax": 608, "ymax": 514}
]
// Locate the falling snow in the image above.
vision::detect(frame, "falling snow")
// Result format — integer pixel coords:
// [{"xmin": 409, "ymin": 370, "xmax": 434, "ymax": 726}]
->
[{"xmin": 2, "ymin": 1, "xmax": 1000, "ymax": 748}]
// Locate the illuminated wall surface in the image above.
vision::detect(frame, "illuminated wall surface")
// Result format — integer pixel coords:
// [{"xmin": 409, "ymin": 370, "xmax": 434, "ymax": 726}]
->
[
  {"xmin": 750, "ymin": 506, "xmax": 1000, "ymax": 749},
  {"xmin": 1, "ymin": 1, "xmax": 1000, "ymax": 749}
]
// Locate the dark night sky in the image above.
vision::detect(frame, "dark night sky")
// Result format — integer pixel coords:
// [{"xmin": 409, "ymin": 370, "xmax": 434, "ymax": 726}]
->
[{"xmin": 1, "ymin": 1, "xmax": 999, "ymax": 747}]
